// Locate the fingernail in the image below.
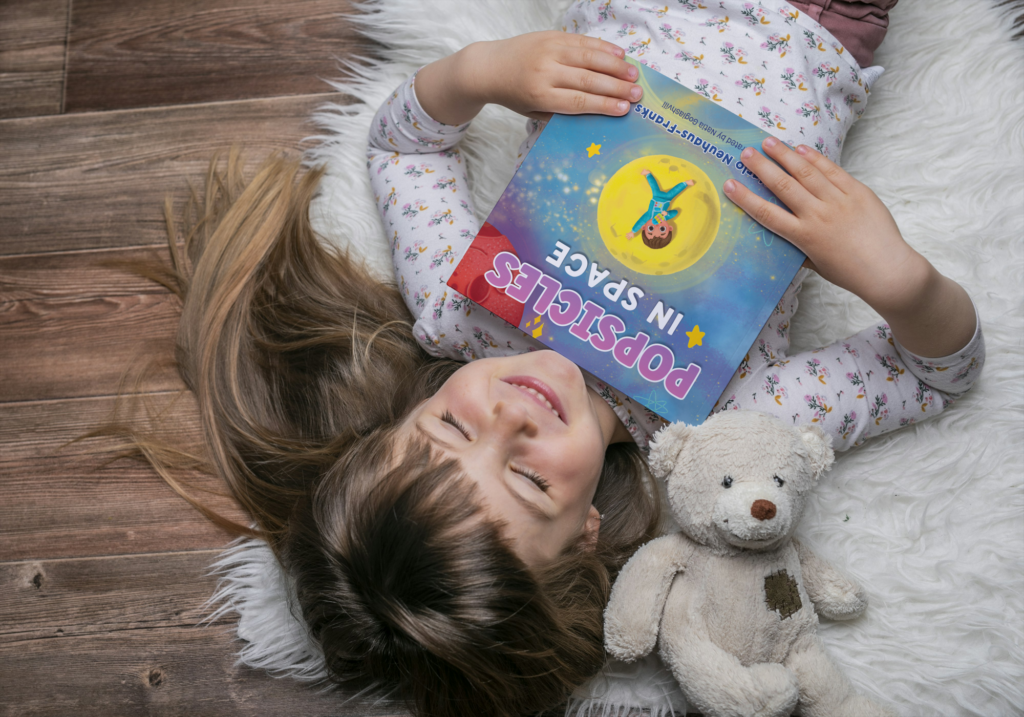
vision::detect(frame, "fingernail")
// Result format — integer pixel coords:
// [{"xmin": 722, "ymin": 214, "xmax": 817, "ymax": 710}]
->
[
  {"xmin": 724, "ymin": 179, "xmax": 737, "ymax": 193},
  {"xmin": 617, "ymin": 100, "xmax": 629, "ymax": 112},
  {"xmin": 741, "ymin": 147, "xmax": 754, "ymax": 160},
  {"xmin": 630, "ymin": 85, "xmax": 642, "ymax": 100},
  {"xmin": 628, "ymin": 66, "xmax": 638, "ymax": 79},
  {"xmin": 764, "ymin": 136, "xmax": 778, "ymax": 149},
  {"xmin": 796, "ymin": 145, "xmax": 809, "ymax": 155}
]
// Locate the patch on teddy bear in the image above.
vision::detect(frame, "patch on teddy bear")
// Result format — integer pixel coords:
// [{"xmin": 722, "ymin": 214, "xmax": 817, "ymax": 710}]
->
[{"xmin": 764, "ymin": 569, "xmax": 802, "ymax": 619}]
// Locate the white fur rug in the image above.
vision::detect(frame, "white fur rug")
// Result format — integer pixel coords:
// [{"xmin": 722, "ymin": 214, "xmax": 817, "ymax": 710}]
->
[{"xmin": 207, "ymin": 1, "xmax": 1024, "ymax": 715}]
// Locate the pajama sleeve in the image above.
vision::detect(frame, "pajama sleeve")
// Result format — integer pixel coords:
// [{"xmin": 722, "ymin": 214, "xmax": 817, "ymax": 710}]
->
[
  {"xmin": 367, "ymin": 72, "xmax": 543, "ymax": 362},
  {"xmin": 711, "ymin": 269, "xmax": 986, "ymax": 451}
]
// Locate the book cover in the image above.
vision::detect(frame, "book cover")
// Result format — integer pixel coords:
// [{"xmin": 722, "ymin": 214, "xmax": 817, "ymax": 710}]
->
[{"xmin": 447, "ymin": 59, "xmax": 805, "ymax": 425}]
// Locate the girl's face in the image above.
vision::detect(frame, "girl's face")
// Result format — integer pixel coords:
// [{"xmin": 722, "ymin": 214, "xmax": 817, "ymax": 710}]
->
[{"xmin": 400, "ymin": 352, "xmax": 620, "ymax": 568}]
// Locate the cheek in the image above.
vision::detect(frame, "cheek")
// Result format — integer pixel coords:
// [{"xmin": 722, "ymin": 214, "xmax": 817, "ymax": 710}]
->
[{"xmin": 543, "ymin": 435, "xmax": 605, "ymax": 494}]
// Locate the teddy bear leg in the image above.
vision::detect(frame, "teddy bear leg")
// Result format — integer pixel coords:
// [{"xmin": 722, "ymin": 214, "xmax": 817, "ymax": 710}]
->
[
  {"xmin": 659, "ymin": 630, "xmax": 799, "ymax": 717},
  {"xmin": 784, "ymin": 633, "xmax": 897, "ymax": 717}
]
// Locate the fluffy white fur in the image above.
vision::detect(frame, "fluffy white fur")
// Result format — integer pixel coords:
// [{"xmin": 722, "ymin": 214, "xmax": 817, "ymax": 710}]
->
[{"xmin": 206, "ymin": 1, "xmax": 1024, "ymax": 714}]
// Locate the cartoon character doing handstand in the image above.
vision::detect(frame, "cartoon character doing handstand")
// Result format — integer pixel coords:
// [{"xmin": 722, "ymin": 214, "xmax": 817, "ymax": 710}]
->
[{"xmin": 626, "ymin": 169, "xmax": 695, "ymax": 249}]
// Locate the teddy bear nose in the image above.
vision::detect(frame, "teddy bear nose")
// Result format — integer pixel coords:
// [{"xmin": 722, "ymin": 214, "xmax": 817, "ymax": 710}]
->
[{"xmin": 751, "ymin": 499, "xmax": 777, "ymax": 521}]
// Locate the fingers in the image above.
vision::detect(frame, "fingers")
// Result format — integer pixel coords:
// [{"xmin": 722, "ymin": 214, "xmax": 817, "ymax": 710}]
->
[
  {"xmin": 759, "ymin": 137, "xmax": 841, "ymax": 202},
  {"xmin": 555, "ymin": 67, "xmax": 641, "ymax": 111},
  {"xmin": 567, "ymin": 32, "xmax": 629, "ymax": 63},
  {"xmin": 734, "ymin": 141, "xmax": 820, "ymax": 214},
  {"xmin": 546, "ymin": 88, "xmax": 631, "ymax": 115},
  {"xmin": 556, "ymin": 34, "xmax": 641, "ymax": 115},
  {"xmin": 562, "ymin": 34, "xmax": 637, "ymax": 81},
  {"xmin": 793, "ymin": 144, "xmax": 858, "ymax": 194},
  {"xmin": 723, "ymin": 177, "xmax": 801, "ymax": 240}
]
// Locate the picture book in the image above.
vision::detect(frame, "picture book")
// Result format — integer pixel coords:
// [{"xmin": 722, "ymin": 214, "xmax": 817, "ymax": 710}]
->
[{"xmin": 446, "ymin": 59, "xmax": 805, "ymax": 426}]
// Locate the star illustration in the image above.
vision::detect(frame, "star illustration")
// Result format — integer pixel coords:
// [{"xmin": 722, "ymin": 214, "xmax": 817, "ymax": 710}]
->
[
  {"xmin": 749, "ymin": 223, "xmax": 775, "ymax": 247},
  {"xmin": 586, "ymin": 142, "xmax": 602, "ymax": 158},
  {"xmin": 686, "ymin": 325, "xmax": 706, "ymax": 348},
  {"xmin": 641, "ymin": 391, "xmax": 668, "ymax": 415}
]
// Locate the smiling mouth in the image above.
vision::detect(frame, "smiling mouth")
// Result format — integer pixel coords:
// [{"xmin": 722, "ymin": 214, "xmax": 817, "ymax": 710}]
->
[{"xmin": 501, "ymin": 376, "xmax": 567, "ymax": 424}]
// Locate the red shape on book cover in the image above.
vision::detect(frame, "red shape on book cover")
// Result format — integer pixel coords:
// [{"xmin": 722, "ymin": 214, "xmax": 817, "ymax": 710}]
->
[{"xmin": 448, "ymin": 222, "xmax": 525, "ymax": 327}]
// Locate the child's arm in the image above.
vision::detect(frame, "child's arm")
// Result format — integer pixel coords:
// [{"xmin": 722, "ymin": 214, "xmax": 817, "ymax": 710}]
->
[
  {"xmin": 713, "ymin": 139, "xmax": 984, "ymax": 448},
  {"xmin": 630, "ymin": 209, "xmax": 653, "ymax": 236},
  {"xmin": 366, "ymin": 33, "xmax": 642, "ymax": 362},
  {"xmin": 412, "ymin": 31, "xmax": 641, "ymax": 126},
  {"xmin": 723, "ymin": 138, "xmax": 977, "ymax": 359}
]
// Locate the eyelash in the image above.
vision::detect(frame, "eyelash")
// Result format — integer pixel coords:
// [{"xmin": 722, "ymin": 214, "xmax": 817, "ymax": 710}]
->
[
  {"xmin": 441, "ymin": 410, "xmax": 470, "ymax": 440},
  {"xmin": 511, "ymin": 464, "xmax": 550, "ymax": 493},
  {"xmin": 440, "ymin": 410, "xmax": 549, "ymax": 493}
]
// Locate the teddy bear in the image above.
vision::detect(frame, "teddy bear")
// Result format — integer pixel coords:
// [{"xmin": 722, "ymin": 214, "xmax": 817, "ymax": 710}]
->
[{"xmin": 604, "ymin": 410, "xmax": 896, "ymax": 717}]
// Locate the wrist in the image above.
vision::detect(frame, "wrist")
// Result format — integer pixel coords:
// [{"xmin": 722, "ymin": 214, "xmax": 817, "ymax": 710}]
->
[
  {"xmin": 455, "ymin": 41, "xmax": 492, "ymax": 109},
  {"xmin": 415, "ymin": 46, "xmax": 487, "ymax": 126},
  {"xmin": 878, "ymin": 255, "xmax": 976, "ymax": 357}
]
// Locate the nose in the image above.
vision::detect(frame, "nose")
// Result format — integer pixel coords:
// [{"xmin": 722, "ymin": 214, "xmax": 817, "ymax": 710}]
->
[
  {"xmin": 492, "ymin": 399, "xmax": 539, "ymax": 439},
  {"xmin": 751, "ymin": 499, "xmax": 776, "ymax": 521}
]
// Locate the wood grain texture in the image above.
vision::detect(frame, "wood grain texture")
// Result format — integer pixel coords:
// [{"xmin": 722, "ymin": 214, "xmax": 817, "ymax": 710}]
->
[
  {"xmin": 0, "ymin": 292, "xmax": 182, "ymax": 401},
  {"xmin": 0, "ymin": 0, "xmax": 68, "ymax": 119},
  {"xmin": 0, "ymin": 626, "xmax": 407, "ymax": 716},
  {"xmin": 0, "ymin": 92, "xmax": 342, "ymax": 256},
  {"xmin": 0, "ymin": 394, "xmax": 246, "ymax": 561},
  {"xmin": 0, "ymin": 2, "xmax": 402, "ymax": 713},
  {"xmin": 0, "ymin": 551, "xmax": 223, "ymax": 643},
  {"xmin": 0, "ymin": 245, "xmax": 173, "ymax": 302},
  {"xmin": 65, "ymin": 0, "xmax": 372, "ymax": 112},
  {"xmin": 0, "ymin": 551, "xmax": 406, "ymax": 715}
]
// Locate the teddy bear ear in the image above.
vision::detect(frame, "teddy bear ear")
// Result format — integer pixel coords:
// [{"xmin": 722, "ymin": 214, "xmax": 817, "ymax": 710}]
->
[
  {"xmin": 797, "ymin": 423, "xmax": 835, "ymax": 479},
  {"xmin": 648, "ymin": 422, "xmax": 694, "ymax": 479}
]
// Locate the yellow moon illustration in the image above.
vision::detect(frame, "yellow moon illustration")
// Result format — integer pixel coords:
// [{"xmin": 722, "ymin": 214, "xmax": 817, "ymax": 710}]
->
[{"xmin": 597, "ymin": 155, "xmax": 720, "ymax": 275}]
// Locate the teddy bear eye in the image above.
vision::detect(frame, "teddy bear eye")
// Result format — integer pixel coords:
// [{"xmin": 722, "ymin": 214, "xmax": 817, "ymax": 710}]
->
[
  {"xmin": 773, "ymin": 475, "xmax": 785, "ymax": 488},
  {"xmin": 722, "ymin": 476, "xmax": 733, "ymax": 489}
]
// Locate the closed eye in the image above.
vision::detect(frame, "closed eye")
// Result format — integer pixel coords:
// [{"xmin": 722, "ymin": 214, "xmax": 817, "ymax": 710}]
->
[
  {"xmin": 441, "ymin": 410, "xmax": 471, "ymax": 440},
  {"xmin": 510, "ymin": 464, "xmax": 550, "ymax": 493}
]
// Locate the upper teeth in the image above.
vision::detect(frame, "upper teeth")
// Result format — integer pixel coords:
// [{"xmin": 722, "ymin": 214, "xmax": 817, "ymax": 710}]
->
[{"xmin": 513, "ymin": 384, "xmax": 561, "ymax": 419}]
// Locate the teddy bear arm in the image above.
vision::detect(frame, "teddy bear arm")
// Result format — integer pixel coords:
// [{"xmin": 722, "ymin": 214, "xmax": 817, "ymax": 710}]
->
[
  {"xmin": 660, "ymin": 629, "xmax": 800, "ymax": 717},
  {"xmin": 794, "ymin": 539, "xmax": 867, "ymax": 621},
  {"xmin": 604, "ymin": 533, "xmax": 694, "ymax": 662}
]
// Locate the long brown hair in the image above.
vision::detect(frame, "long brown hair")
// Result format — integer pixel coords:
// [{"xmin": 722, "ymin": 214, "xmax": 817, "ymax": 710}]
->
[{"xmin": 111, "ymin": 150, "xmax": 660, "ymax": 716}]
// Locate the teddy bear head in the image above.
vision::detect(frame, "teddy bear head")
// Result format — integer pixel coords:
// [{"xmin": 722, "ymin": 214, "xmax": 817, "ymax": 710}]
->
[{"xmin": 648, "ymin": 411, "xmax": 834, "ymax": 553}]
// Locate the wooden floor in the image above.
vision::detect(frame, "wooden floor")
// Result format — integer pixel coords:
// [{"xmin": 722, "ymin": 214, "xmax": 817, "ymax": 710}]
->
[{"xmin": 0, "ymin": 2, "xmax": 405, "ymax": 714}]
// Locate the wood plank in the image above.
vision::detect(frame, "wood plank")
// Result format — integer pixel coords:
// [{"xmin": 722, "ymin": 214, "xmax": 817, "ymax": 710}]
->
[
  {"xmin": 0, "ymin": 92, "xmax": 342, "ymax": 256},
  {"xmin": 0, "ymin": 0, "xmax": 69, "ymax": 119},
  {"xmin": 0, "ymin": 291, "xmax": 182, "ymax": 402},
  {"xmin": 0, "ymin": 551, "xmax": 405, "ymax": 715},
  {"xmin": 0, "ymin": 394, "xmax": 247, "ymax": 561},
  {"xmin": 0, "ymin": 551, "xmax": 223, "ymax": 643},
  {"xmin": 65, "ymin": 0, "xmax": 373, "ymax": 112},
  {"xmin": 0, "ymin": 245, "xmax": 174, "ymax": 302},
  {"xmin": 0, "ymin": 626, "xmax": 406, "ymax": 716}
]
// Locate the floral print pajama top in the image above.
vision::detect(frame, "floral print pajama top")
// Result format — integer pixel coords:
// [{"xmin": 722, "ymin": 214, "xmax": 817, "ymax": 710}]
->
[{"xmin": 366, "ymin": 0, "xmax": 985, "ymax": 452}]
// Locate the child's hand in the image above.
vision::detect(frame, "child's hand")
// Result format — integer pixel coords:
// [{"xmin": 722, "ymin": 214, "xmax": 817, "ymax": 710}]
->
[
  {"xmin": 466, "ymin": 31, "xmax": 642, "ymax": 120},
  {"xmin": 723, "ymin": 138, "xmax": 925, "ymax": 317},
  {"xmin": 415, "ymin": 32, "xmax": 642, "ymax": 126},
  {"xmin": 723, "ymin": 137, "xmax": 976, "ymax": 357}
]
